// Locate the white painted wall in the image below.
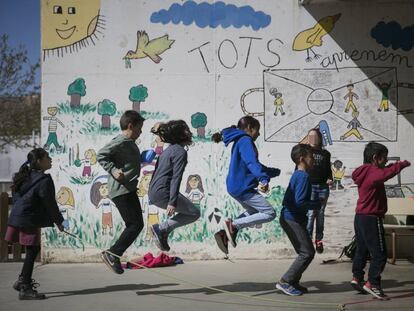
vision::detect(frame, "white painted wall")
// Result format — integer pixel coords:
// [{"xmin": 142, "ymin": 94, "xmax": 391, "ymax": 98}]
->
[{"xmin": 41, "ymin": 0, "xmax": 414, "ymax": 262}]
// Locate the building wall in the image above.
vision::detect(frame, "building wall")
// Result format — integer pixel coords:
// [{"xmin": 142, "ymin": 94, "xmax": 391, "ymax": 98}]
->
[{"xmin": 41, "ymin": 0, "xmax": 414, "ymax": 262}]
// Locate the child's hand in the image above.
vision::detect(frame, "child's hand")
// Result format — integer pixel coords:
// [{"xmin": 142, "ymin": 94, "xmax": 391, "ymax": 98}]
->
[
  {"xmin": 166, "ymin": 205, "xmax": 176, "ymax": 216},
  {"xmin": 269, "ymin": 168, "xmax": 281, "ymax": 177},
  {"xmin": 258, "ymin": 183, "xmax": 269, "ymax": 193},
  {"xmin": 401, "ymin": 160, "xmax": 411, "ymax": 168},
  {"xmin": 326, "ymin": 179, "xmax": 333, "ymax": 186},
  {"xmin": 57, "ymin": 223, "xmax": 65, "ymax": 232},
  {"xmin": 112, "ymin": 169, "xmax": 125, "ymax": 181}
]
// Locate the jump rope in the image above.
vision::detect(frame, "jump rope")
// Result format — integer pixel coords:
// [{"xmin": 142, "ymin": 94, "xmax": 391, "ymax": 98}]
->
[{"xmin": 62, "ymin": 230, "xmax": 349, "ymax": 310}]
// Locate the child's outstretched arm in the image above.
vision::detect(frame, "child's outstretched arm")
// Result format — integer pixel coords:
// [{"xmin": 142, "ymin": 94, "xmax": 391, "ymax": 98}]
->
[
  {"xmin": 262, "ymin": 165, "xmax": 281, "ymax": 179},
  {"xmin": 239, "ymin": 137, "xmax": 269, "ymax": 184},
  {"xmin": 372, "ymin": 160, "xmax": 411, "ymax": 185}
]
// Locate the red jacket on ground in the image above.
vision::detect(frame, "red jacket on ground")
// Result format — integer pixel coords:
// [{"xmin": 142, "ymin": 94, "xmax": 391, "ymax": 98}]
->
[{"xmin": 352, "ymin": 161, "xmax": 410, "ymax": 217}]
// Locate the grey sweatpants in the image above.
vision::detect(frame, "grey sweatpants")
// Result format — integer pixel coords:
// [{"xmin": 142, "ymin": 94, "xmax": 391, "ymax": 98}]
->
[
  {"xmin": 280, "ymin": 216, "xmax": 315, "ymax": 284},
  {"xmin": 151, "ymin": 193, "xmax": 200, "ymax": 234}
]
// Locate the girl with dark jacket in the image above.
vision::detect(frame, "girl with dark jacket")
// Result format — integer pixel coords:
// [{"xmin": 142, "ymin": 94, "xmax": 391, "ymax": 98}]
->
[{"xmin": 4, "ymin": 148, "xmax": 64, "ymax": 300}]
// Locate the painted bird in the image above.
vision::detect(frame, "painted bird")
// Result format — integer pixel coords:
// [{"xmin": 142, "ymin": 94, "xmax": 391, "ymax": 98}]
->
[
  {"xmin": 292, "ymin": 13, "xmax": 341, "ymax": 62},
  {"xmin": 124, "ymin": 31, "xmax": 175, "ymax": 65}
]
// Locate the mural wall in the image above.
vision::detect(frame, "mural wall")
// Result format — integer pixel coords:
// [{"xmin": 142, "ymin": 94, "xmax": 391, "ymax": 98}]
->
[{"xmin": 41, "ymin": 0, "xmax": 414, "ymax": 262}]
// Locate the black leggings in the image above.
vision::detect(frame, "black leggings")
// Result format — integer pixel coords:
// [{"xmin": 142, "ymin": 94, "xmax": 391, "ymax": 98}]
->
[{"xmin": 21, "ymin": 245, "xmax": 40, "ymax": 284}]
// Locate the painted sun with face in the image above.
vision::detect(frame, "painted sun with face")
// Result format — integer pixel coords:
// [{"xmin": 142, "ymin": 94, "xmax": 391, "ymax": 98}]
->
[{"xmin": 41, "ymin": 0, "xmax": 105, "ymax": 59}]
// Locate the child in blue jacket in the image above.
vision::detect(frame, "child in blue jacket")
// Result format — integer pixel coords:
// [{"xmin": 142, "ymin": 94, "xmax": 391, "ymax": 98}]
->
[
  {"xmin": 212, "ymin": 116, "xmax": 280, "ymax": 254},
  {"xmin": 276, "ymin": 144, "xmax": 320, "ymax": 296}
]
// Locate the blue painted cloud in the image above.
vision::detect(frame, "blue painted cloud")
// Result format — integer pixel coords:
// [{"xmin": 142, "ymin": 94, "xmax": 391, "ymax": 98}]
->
[
  {"xmin": 150, "ymin": 1, "xmax": 271, "ymax": 31},
  {"xmin": 371, "ymin": 21, "xmax": 414, "ymax": 51}
]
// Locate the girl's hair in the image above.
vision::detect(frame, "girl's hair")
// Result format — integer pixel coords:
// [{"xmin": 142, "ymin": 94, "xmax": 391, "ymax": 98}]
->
[
  {"xmin": 12, "ymin": 148, "xmax": 49, "ymax": 192},
  {"xmin": 90, "ymin": 181, "xmax": 105, "ymax": 207},
  {"xmin": 212, "ymin": 116, "xmax": 260, "ymax": 143},
  {"xmin": 363, "ymin": 142, "xmax": 388, "ymax": 164},
  {"xmin": 152, "ymin": 120, "xmax": 192, "ymax": 145},
  {"xmin": 308, "ymin": 128, "xmax": 323, "ymax": 148},
  {"xmin": 185, "ymin": 174, "xmax": 204, "ymax": 193},
  {"xmin": 85, "ymin": 149, "xmax": 97, "ymax": 165}
]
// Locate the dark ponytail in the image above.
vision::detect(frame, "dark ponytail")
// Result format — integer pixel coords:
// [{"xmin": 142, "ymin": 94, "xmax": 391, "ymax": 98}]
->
[
  {"xmin": 12, "ymin": 148, "xmax": 48, "ymax": 192},
  {"xmin": 212, "ymin": 116, "xmax": 260, "ymax": 143},
  {"xmin": 212, "ymin": 125, "xmax": 237, "ymax": 143}
]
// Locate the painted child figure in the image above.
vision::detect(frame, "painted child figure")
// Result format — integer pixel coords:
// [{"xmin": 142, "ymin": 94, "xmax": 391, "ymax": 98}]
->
[
  {"xmin": 184, "ymin": 174, "xmax": 205, "ymax": 208},
  {"xmin": 276, "ymin": 144, "xmax": 320, "ymax": 296},
  {"xmin": 56, "ymin": 186, "xmax": 75, "ymax": 230},
  {"xmin": 212, "ymin": 116, "xmax": 280, "ymax": 255},
  {"xmin": 80, "ymin": 149, "xmax": 97, "ymax": 177},
  {"xmin": 90, "ymin": 177, "xmax": 115, "ymax": 235},
  {"xmin": 137, "ymin": 170, "xmax": 160, "ymax": 241},
  {"xmin": 350, "ymin": 142, "xmax": 410, "ymax": 299}
]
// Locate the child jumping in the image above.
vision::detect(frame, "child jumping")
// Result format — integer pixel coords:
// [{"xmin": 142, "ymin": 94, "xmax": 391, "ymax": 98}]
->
[
  {"xmin": 5, "ymin": 148, "xmax": 64, "ymax": 300},
  {"xmin": 351, "ymin": 142, "xmax": 410, "ymax": 299},
  {"xmin": 306, "ymin": 128, "xmax": 333, "ymax": 253},
  {"xmin": 97, "ymin": 110, "xmax": 145, "ymax": 274},
  {"xmin": 212, "ymin": 116, "xmax": 280, "ymax": 254},
  {"xmin": 276, "ymin": 144, "xmax": 320, "ymax": 296},
  {"xmin": 148, "ymin": 120, "xmax": 200, "ymax": 252}
]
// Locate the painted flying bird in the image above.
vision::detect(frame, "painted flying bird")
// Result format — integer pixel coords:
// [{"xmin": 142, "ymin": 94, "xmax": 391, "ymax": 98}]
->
[
  {"xmin": 292, "ymin": 14, "xmax": 341, "ymax": 62},
  {"xmin": 124, "ymin": 31, "xmax": 175, "ymax": 65}
]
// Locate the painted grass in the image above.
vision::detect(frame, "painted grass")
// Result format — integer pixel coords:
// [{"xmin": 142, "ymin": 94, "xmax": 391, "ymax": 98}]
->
[
  {"xmin": 79, "ymin": 118, "xmax": 120, "ymax": 135},
  {"xmin": 57, "ymin": 101, "xmax": 96, "ymax": 115}
]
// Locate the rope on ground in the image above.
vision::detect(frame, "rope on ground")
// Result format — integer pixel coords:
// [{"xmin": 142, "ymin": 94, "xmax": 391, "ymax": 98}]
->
[{"xmin": 62, "ymin": 231, "xmax": 345, "ymax": 310}]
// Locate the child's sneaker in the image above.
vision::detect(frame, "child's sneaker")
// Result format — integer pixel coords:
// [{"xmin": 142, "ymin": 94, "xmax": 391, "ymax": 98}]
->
[
  {"xmin": 19, "ymin": 283, "xmax": 46, "ymax": 300},
  {"xmin": 151, "ymin": 224, "xmax": 170, "ymax": 252},
  {"xmin": 292, "ymin": 282, "xmax": 308, "ymax": 293},
  {"xmin": 223, "ymin": 219, "xmax": 238, "ymax": 247},
  {"xmin": 214, "ymin": 230, "xmax": 229, "ymax": 255},
  {"xmin": 13, "ymin": 275, "xmax": 38, "ymax": 292},
  {"xmin": 363, "ymin": 281, "xmax": 389, "ymax": 300},
  {"xmin": 315, "ymin": 240, "xmax": 324, "ymax": 254},
  {"xmin": 101, "ymin": 250, "xmax": 124, "ymax": 274},
  {"xmin": 350, "ymin": 277, "xmax": 365, "ymax": 293},
  {"xmin": 276, "ymin": 280, "xmax": 303, "ymax": 296}
]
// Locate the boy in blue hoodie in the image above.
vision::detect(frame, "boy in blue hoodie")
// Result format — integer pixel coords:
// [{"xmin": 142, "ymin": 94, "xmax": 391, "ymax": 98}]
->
[
  {"xmin": 212, "ymin": 116, "xmax": 280, "ymax": 254},
  {"xmin": 276, "ymin": 144, "xmax": 321, "ymax": 296}
]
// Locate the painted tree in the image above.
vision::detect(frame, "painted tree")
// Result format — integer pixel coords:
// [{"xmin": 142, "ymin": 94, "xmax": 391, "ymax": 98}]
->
[
  {"xmin": 129, "ymin": 84, "xmax": 148, "ymax": 112},
  {"xmin": 97, "ymin": 99, "xmax": 116, "ymax": 129},
  {"xmin": 191, "ymin": 112, "xmax": 208, "ymax": 138},
  {"xmin": 67, "ymin": 78, "xmax": 86, "ymax": 108}
]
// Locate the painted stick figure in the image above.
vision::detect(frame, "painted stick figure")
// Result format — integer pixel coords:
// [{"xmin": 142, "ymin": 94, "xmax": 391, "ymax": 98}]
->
[
  {"xmin": 43, "ymin": 106, "xmax": 64, "ymax": 152},
  {"xmin": 343, "ymin": 83, "xmax": 359, "ymax": 113},
  {"xmin": 340, "ymin": 111, "xmax": 363, "ymax": 140},
  {"xmin": 270, "ymin": 88, "xmax": 285, "ymax": 116}
]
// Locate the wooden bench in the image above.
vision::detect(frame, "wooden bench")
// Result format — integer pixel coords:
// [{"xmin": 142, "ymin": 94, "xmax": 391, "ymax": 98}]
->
[{"xmin": 384, "ymin": 197, "xmax": 414, "ymax": 264}]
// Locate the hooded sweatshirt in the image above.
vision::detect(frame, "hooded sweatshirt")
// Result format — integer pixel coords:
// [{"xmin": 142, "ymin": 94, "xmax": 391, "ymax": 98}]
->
[
  {"xmin": 222, "ymin": 127, "xmax": 279, "ymax": 200},
  {"xmin": 352, "ymin": 161, "xmax": 410, "ymax": 217}
]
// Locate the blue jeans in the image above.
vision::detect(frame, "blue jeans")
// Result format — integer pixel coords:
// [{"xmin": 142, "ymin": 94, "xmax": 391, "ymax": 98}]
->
[
  {"xmin": 232, "ymin": 193, "xmax": 276, "ymax": 229},
  {"xmin": 307, "ymin": 184, "xmax": 329, "ymax": 241}
]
